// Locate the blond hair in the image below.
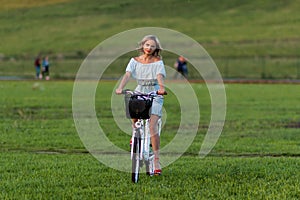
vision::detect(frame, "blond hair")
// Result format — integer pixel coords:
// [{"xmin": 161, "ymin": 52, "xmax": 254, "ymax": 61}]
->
[{"xmin": 137, "ymin": 35, "xmax": 162, "ymax": 57}]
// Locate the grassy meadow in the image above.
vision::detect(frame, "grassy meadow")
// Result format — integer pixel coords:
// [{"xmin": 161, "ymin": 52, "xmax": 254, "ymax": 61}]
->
[
  {"xmin": 1, "ymin": 81, "xmax": 300, "ymax": 199},
  {"xmin": 1, "ymin": 0, "xmax": 300, "ymax": 199}
]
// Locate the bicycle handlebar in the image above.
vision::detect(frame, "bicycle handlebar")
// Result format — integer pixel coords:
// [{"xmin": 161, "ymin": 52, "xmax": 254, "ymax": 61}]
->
[{"xmin": 122, "ymin": 89, "xmax": 167, "ymax": 96}]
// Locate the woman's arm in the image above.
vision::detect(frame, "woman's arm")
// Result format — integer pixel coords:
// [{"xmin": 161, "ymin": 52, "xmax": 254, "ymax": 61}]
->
[
  {"xmin": 115, "ymin": 71, "xmax": 131, "ymax": 94},
  {"xmin": 157, "ymin": 73, "xmax": 165, "ymax": 95}
]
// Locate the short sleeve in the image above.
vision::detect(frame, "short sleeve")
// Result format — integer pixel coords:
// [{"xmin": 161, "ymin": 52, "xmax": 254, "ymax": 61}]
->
[
  {"xmin": 125, "ymin": 58, "xmax": 136, "ymax": 78},
  {"xmin": 157, "ymin": 61, "xmax": 166, "ymax": 78}
]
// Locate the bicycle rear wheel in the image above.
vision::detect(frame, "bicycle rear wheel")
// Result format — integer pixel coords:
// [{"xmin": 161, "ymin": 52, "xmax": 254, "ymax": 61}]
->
[
  {"xmin": 131, "ymin": 136, "xmax": 141, "ymax": 183},
  {"xmin": 145, "ymin": 145, "xmax": 154, "ymax": 176},
  {"xmin": 145, "ymin": 156, "xmax": 154, "ymax": 176}
]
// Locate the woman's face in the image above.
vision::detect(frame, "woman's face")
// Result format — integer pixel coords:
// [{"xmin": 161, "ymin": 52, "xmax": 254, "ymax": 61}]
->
[{"xmin": 143, "ymin": 39, "xmax": 157, "ymax": 55}]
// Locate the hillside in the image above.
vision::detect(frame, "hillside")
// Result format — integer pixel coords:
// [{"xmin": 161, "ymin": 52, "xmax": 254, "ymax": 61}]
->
[
  {"xmin": 1, "ymin": 0, "xmax": 300, "ymax": 57},
  {"xmin": 0, "ymin": 0, "xmax": 300, "ymax": 79}
]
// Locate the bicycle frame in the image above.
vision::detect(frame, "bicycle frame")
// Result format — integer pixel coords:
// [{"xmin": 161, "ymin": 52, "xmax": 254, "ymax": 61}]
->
[
  {"xmin": 122, "ymin": 89, "xmax": 165, "ymax": 183},
  {"xmin": 131, "ymin": 118, "xmax": 162, "ymax": 183}
]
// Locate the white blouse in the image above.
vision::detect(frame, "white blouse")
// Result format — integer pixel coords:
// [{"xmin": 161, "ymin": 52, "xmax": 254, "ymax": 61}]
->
[{"xmin": 125, "ymin": 58, "xmax": 166, "ymax": 93}]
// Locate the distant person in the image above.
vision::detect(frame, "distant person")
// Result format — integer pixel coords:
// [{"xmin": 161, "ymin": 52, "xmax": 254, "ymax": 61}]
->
[
  {"xmin": 34, "ymin": 56, "xmax": 42, "ymax": 79},
  {"xmin": 174, "ymin": 56, "xmax": 188, "ymax": 78},
  {"xmin": 42, "ymin": 56, "xmax": 50, "ymax": 80}
]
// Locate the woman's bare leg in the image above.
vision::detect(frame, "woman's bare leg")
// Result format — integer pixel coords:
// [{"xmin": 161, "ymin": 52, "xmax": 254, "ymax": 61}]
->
[{"xmin": 149, "ymin": 114, "xmax": 161, "ymax": 171}]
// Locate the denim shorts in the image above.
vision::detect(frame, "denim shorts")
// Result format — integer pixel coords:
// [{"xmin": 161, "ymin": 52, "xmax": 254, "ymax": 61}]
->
[{"xmin": 151, "ymin": 96, "xmax": 164, "ymax": 117}]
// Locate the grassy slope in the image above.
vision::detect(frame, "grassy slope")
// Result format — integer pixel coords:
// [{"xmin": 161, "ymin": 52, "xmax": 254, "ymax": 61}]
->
[{"xmin": 0, "ymin": 0, "xmax": 300, "ymax": 58}]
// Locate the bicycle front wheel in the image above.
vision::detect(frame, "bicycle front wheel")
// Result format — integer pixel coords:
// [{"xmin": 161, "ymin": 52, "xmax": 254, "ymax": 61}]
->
[{"xmin": 131, "ymin": 136, "xmax": 141, "ymax": 183}]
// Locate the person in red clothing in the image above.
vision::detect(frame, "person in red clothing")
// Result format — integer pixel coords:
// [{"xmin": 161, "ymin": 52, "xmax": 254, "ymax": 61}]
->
[{"xmin": 34, "ymin": 56, "xmax": 42, "ymax": 79}]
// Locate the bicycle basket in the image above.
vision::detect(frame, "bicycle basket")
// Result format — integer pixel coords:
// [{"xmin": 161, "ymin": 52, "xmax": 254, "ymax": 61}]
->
[{"xmin": 125, "ymin": 94, "xmax": 153, "ymax": 119}]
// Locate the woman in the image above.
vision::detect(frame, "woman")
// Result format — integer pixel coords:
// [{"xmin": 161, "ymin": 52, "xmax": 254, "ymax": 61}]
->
[{"xmin": 115, "ymin": 35, "xmax": 166, "ymax": 175}]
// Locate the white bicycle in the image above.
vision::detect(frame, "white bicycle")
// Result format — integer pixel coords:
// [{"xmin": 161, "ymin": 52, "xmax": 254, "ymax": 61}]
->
[{"xmin": 123, "ymin": 90, "xmax": 165, "ymax": 183}]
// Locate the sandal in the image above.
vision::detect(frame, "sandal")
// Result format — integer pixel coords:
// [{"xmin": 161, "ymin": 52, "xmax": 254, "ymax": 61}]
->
[
  {"xmin": 154, "ymin": 157, "xmax": 162, "ymax": 175},
  {"xmin": 154, "ymin": 169, "xmax": 162, "ymax": 175}
]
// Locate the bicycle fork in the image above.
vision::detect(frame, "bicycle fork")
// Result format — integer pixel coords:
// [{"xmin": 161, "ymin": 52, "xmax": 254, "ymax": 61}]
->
[
  {"xmin": 130, "ymin": 119, "xmax": 154, "ymax": 175},
  {"xmin": 131, "ymin": 120, "xmax": 143, "ymax": 160}
]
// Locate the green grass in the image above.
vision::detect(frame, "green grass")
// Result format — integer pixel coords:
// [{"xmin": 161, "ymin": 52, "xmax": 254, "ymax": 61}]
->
[
  {"xmin": 1, "ymin": 152, "xmax": 299, "ymax": 199},
  {"xmin": 1, "ymin": 81, "xmax": 300, "ymax": 199},
  {"xmin": 1, "ymin": 0, "xmax": 300, "ymax": 56},
  {"xmin": 1, "ymin": 0, "xmax": 300, "ymax": 79},
  {"xmin": 1, "ymin": 1, "xmax": 300, "ymax": 198}
]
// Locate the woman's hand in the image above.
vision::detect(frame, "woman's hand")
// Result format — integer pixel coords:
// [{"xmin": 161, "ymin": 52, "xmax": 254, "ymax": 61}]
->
[
  {"xmin": 115, "ymin": 88, "xmax": 123, "ymax": 95},
  {"xmin": 157, "ymin": 88, "xmax": 166, "ymax": 95}
]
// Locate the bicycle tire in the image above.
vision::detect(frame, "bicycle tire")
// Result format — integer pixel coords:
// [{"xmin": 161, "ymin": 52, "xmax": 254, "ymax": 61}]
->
[
  {"xmin": 145, "ymin": 146, "xmax": 154, "ymax": 176},
  {"xmin": 131, "ymin": 136, "xmax": 141, "ymax": 183},
  {"xmin": 145, "ymin": 159, "xmax": 154, "ymax": 176}
]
